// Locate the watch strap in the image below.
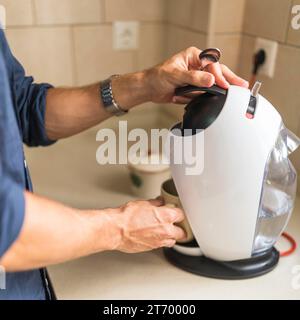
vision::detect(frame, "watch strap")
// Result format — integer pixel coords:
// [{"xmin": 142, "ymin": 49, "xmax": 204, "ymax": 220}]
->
[{"xmin": 100, "ymin": 77, "xmax": 127, "ymax": 116}]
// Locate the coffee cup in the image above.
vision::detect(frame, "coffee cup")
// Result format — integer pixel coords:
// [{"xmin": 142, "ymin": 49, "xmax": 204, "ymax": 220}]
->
[{"xmin": 161, "ymin": 179, "xmax": 194, "ymax": 243}]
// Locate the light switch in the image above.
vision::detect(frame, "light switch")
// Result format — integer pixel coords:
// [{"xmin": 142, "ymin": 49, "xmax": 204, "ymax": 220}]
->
[{"xmin": 113, "ymin": 21, "xmax": 139, "ymax": 50}]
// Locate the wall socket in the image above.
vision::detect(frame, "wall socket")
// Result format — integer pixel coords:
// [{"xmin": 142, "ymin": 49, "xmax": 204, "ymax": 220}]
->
[
  {"xmin": 254, "ymin": 38, "xmax": 278, "ymax": 78},
  {"xmin": 113, "ymin": 21, "xmax": 139, "ymax": 50}
]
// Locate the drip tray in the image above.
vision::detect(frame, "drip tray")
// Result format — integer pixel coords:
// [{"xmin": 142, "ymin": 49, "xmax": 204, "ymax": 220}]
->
[{"xmin": 163, "ymin": 247, "xmax": 279, "ymax": 280}]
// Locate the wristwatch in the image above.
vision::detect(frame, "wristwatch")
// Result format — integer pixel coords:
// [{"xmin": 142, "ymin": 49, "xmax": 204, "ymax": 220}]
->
[{"xmin": 100, "ymin": 76, "xmax": 128, "ymax": 116}]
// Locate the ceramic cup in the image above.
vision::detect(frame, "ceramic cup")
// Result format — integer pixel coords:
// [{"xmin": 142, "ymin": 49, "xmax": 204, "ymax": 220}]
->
[
  {"xmin": 128, "ymin": 153, "xmax": 171, "ymax": 199},
  {"xmin": 161, "ymin": 179, "xmax": 194, "ymax": 244}
]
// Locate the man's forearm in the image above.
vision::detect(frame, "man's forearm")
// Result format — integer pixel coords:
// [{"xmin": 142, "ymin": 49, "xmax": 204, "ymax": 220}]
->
[
  {"xmin": 0, "ymin": 192, "xmax": 121, "ymax": 271},
  {"xmin": 45, "ymin": 72, "xmax": 150, "ymax": 140},
  {"xmin": 0, "ymin": 192, "xmax": 184, "ymax": 271}
]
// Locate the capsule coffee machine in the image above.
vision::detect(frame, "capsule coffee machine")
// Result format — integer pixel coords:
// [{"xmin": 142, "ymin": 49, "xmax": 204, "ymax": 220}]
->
[{"xmin": 164, "ymin": 50, "xmax": 299, "ymax": 279}]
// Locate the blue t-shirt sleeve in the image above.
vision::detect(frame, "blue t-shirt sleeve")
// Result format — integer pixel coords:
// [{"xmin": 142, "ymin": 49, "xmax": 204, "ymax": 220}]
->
[{"xmin": 1, "ymin": 29, "xmax": 56, "ymax": 147}]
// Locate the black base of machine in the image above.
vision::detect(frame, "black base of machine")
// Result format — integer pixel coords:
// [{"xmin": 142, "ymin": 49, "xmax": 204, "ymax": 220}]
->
[{"xmin": 163, "ymin": 244, "xmax": 279, "ymax": 280}]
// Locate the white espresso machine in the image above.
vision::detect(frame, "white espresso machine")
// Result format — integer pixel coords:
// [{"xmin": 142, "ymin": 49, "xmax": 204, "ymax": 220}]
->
[{"xmin": 164, "ymin": 82, "xmax": 299, "ymax": 279}]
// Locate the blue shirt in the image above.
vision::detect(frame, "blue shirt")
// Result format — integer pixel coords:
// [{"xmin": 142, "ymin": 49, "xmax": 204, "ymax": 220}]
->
[{"xmin": 0, "ymin": 29, "xmax": 55, "ymax": 300}]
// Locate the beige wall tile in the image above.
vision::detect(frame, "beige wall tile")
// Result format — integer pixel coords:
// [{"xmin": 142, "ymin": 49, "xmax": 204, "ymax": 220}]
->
[
  {"xmin": 34, "ymin": 0, "xmax": 102, "ymax": 25},
  {"xmin": 239, "ymin": 35, "xmax": 300, "ymax": 134},
  {"xmin": 237, "ymin": 35, "xmax": 255, "ymax": 79},
  {"xmin": 73, "ymin": 25, "xmax": 135, "ymax": 86},
  {"xmin": 213, "ymin": 0, "xmax": 246, "ymax": 33},
  {"xmin": 166, "ymin": 25, "xmax": 207, "ymax": 56},
  {"xmin": 137, "ymin": 22, "xmax": 166, "ymax": 69},
  {"xmin": 0, "ymin": 0, "xmax": 33, "ymax": 26},
  {"xmin": 191, "ymin": 0, "xmax": 211, "ymax": 32},
  {"xmin": 5, "ymin": 27, "xmax": 74, "ymax": 86},
  {"xmin": 211, "ymin": 34, "xmax": 241, "ymax": 72},
  {"xmin": 243, "ymin": 0, "xmax": 292, "ymax": 42},
  {"xmin": 287, "ymin": 0, "xmax": 300, "ymax": 46},
  {"xmin": 167, "ymin": 0, "xmax": 241, "ymax": 33},
  {"xmin": 166, "ymin": 0, "xmax": 194, "ymax": 27},
  {"xmin": 104, "ymin": 0, "xmax": 166, "ymax": 22}
]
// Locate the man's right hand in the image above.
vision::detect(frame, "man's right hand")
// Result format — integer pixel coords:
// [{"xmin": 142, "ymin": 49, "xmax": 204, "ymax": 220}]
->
[{"xmin": 110, "ymin": 198, "xmax": 186, "ymax": 253}]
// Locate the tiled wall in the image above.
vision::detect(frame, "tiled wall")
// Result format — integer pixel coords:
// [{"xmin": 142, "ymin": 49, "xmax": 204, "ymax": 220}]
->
[
  {"xmin": 2, "ymin": 0, "xmax": 166, "ymax": 86},
  {"xmin": 2, "ymin": 0, "xmax": 300, "ymax": 174},
  {"xmin": 238, "ymin": 0, "xmax": 300, "ymax": 175}
]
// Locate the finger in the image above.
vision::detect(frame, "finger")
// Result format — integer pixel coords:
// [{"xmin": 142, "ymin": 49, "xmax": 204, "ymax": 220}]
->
[
  {"xmin": 184, "ymin": 46, "xmax": 202, "ymax": 69},
  {"xmin": 180, "ymin": 69, "xmax": 215, "ymax": 88},
  {"xmin": 157, "ymin": 206, "xmax": 185, "ymax": 223},
  {"xmin": 206, "ymin": 62, "xmax": 230, "ymax": 89},
  {"xmin": 169, "ymin": 224, "xmax": 187, "ymax": 241},
  {"xmin": 148, "ymin": 197, "xmax": 164, "ymax": 207},
  {"xmin": 172, "ymin": 96, "xmax": 192, "ymax": 104},
  {"xmin": 160, "ymin": 239, "xmax": 176, "ymax": 248},
  {"xmin": 221, "ymin": 64, "xmax": 249, "ymax": 88}
]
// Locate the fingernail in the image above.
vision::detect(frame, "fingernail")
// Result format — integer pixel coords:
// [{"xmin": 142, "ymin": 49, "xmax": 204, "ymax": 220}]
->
[{"xmin": 243, "ymin": 80, "xmax": 249, "ymax": 88}]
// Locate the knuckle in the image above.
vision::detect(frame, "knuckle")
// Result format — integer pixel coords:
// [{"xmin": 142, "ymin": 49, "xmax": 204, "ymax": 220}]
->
[
  {"xmin": 187, "ymin": 46, "xmax": 197, "ymax": 52},
  {"xmin": 125, "ymin": 201, "xmax": 135, "ymax": 207},
  {"xmin": 124, "ymin": 201, "xmax": 139, "ymax": 211},
  {"xmin": 163, "ymin": 224, "xmax": 175, "ymax": 238},
  {"xmin": 189, "ymin": 71, "xmax": 199, "ymax": 83}
]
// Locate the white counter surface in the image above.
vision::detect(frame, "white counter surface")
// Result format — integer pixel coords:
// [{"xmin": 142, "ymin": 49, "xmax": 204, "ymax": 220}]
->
[
  {"xmin": 48, "ymin": 207, "xmax": 300, "ymax": 300},
  {"xmin": 25, "ymin": 108, "xmax": 300, "ymax": 300}
]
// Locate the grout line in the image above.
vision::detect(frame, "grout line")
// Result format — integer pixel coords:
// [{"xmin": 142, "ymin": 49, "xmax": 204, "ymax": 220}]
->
[
  {"xmin": 6, "ymin": 20, "xmax": 166, "ymax": 30},
  {"xmin": 31, "ymin": 0, "xmax": 37, "ymax": 25},
  {"xmin": 284, "ymin": 0, "xmax": 294, "ymax": 44},
  {"xmin": 242, "ymin": 32, "xmax": 300, "ymax": 50},
  {"xmin": 166, "ymin": 21, "xmax": 207, "ymax": 35},
  {"xmin": 100, "ymin": 0, "xmax": 106, "ymax": 23},
  {"xmin": 7, "ymin": 22, "xmax": 112, "ymax": 29},
  {"xmin": 206, "ymin": 0, "xmax": 217, "ymax": 47},
  {"xmin": 213, "ymin": 31, "xmax": 243, "ymax": 36}
]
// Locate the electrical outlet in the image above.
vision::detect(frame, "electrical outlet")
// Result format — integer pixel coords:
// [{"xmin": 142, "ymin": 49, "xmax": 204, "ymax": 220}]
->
[
  {"xmin": 254, "ymin": 38, "xmax": 278, "ymax": 78},
  {"xmin": 113, "ymin": 21, "xmax": 139, "ymax": 50}
]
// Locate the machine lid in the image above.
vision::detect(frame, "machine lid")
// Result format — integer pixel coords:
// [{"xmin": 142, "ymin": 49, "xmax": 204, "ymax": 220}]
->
[{"xmin": 175, "ymin": 85, "xmax": 227, "ymax": 133}]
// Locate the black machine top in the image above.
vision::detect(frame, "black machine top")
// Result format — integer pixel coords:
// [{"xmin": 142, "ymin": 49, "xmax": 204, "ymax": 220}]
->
[{"xmin": 175, "ymin": 85, "xmax": 228, "ymax": 134}]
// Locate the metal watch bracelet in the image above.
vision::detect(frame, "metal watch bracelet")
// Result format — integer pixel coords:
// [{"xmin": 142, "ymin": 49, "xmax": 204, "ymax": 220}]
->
[{"xmin": 100, "ymin": 76, "xmax": 128, "ymax": 116}]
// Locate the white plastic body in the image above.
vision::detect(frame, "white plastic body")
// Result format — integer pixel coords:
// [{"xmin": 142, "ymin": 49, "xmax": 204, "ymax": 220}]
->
[{"xmin": 169, "ymin": 86, "xmax": 282, "ymax": 261}]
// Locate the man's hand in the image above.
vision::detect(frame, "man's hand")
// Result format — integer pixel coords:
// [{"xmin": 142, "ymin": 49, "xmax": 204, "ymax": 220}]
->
[
  {"xmin": 144, "ymin": 46, "xmax": 249, "ymax": 105},
  {"xmin": 110, "ymin": 198, "xmax": 186, "ymax": 253}
]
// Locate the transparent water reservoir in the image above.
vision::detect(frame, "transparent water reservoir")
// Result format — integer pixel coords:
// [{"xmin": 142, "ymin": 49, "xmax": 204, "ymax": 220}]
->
[{"xmin": 252, "ymin": 124, "xmax": 299, "ymax": 254}]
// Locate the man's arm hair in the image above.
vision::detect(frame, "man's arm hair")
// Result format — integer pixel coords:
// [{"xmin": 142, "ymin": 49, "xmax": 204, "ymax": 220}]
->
[
  {"xmin": 0, "ymin": 191, "xmax": 120, "ymax": 271},
  {"xmin": 45, "ymin": 72, "xmax": 149, "ymax": 140}
]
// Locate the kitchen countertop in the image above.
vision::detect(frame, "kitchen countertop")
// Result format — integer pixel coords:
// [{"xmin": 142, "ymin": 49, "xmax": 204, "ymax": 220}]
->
[
  {"xmin": 25, "ymin": 106, "xmax": 300, "ymax": 300},
  {"xmin": 49, "ymin": 202, "xmax": 300, "ymax": 300}
]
